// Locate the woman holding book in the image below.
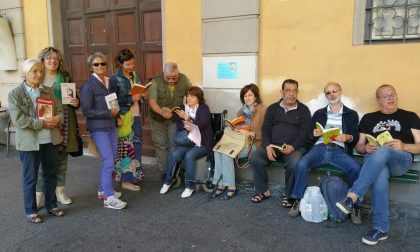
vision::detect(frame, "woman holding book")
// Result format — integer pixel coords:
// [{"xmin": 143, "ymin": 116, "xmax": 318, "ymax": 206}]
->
[
  {"xmin": 109, "ymin": 48, "xmax": 145, "ymax": 191},
  {"xmin": 212, "ymin": 84, "xmax": 266, "ymax": 200},
  {"xmin": 159, "ymin": 86, "xmax": 214, "ymax": 198},
  {"xmin": 8, "ymin": 59, "xmax": 65, "ymax": 223},
  {"xmin": 80, "ymin": 52, "xmax": 127, "ymax": 210},
  {"xmin": 35, "ymin": 47, "xmax": 81, "ymax": 207}
]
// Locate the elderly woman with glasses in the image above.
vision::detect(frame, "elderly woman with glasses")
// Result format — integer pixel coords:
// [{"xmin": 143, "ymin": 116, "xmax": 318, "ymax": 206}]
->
[
  {"xmin": 8, "ymin": 59, "xmax": 65, "ymax": 223},
  {"xmin": 34, "ymin": 47, "xmax": 81, "ymax": 208},
  {"xmin": 80, "ymin": 52, "xmax": 127, "ymax": 210}
]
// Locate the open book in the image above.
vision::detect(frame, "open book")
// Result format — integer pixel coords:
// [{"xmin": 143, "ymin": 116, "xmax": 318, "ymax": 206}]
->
[
  {"xmin": 105, "ymin": 93, "xmax": 120, "ymax": 111},
  {"xmin": 269, "ymin": 143, "xmax": 287, "ymax": 151},
  {"xmin": 224, "ymin": 116, "xmax": 250, "ymax": 131},
  {"xmin": 36, "ymin": 97, "xmax": 54, "ymax": 119},
  {"xmin": 171, "ymin": 107, "xmax": 182, "ymax": 113},
  {"xmin": 366, "ymin": 131, "xmax": 393, "ymax": 146},
  {"xmin": 315, "ymin": 122, "xmax": 341, "ymax": 144},
  {"xmin": 129, "ymin": 82, "xmax": 152, "ymax": 96},
  {"xmin": 61, "ymin": 82, "xmax": 76, "ymax": 104}
]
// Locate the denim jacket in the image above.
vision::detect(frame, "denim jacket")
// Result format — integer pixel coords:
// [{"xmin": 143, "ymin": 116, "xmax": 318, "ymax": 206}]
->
[
  {"xmin": 8, "ymin": 83, "xmax": 64, "ymax": 151},
  {"xmin": 109, "ymin": 71, "xmax": 141, "ymax": 115},
  {"xmin": 311, "ymin": 104, "xmax": 359, "ymax": 155}
]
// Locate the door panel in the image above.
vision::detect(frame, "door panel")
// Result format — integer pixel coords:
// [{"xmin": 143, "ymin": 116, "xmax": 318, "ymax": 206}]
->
[{"xmin": 61, "ymin": 0, "xmax": 162, "ymax": 156}]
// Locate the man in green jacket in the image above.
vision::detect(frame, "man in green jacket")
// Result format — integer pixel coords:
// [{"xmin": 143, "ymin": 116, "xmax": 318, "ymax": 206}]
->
[{"xmin": 148, "ymin": 62, "xmax": 192, "ymax": 179}]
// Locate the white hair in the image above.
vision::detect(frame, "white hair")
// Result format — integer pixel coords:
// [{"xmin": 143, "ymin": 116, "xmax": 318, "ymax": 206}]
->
[{"xmin": 21, "ymin": 59, "xmax": 43, "ymax": 79}]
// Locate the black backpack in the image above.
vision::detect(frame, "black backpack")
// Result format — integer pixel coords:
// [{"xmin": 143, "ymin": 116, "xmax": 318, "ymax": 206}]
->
[{"xmin": 319, "ymin": 174, "xmax": 348, "ymax": 223}]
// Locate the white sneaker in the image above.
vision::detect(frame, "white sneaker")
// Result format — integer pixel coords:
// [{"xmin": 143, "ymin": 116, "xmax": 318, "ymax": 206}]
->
[
  {"xmin": 104, "ymin": 196, "xmax": 127, "ymax": 209},
  {"xmin": 160, "ymin": 184, "xmax": 171, "ymax": 194},
  {"xmin": 36, "ymin": 192, "xmax": 44, "ymax": 209},
  {"xmin": 56, "ymin": 186, "xmax": 72, "ymax": 204},
  {"xmin": 181, "ymin": 188, "xmax": 194, "ymax": 198},
  {"xmin": 97, "ymin": 191, "xmax": 122, "ymax": 200}
]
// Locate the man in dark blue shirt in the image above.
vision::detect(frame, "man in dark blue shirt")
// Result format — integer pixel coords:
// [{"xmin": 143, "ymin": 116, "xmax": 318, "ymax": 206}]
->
[{"xmin": 250, "ymin": 79, "xmax": 311, "ymax": 207}]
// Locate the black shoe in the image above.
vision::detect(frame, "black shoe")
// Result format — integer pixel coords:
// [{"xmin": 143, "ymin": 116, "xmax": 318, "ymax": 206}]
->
[
  {"xmin": 335, "ymin": 197, "xmax": 354, "ymax": 215},
  {"xmin": 350, "ymin": 205, "xmax": 362, "ymax": 225},
  {"xmin": 160, "ymin": 172, "xmax": 167, "ymax": 182},
  {"xmin": 362, "ymin": 229, "xmax": 388, "ymax": 245},
  {"xmin": 287, "ymin": 200, "xmax": 300, "ymax": 217}
]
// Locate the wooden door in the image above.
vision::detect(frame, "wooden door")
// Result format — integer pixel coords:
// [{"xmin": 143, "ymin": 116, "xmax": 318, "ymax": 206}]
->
[{"xmin": 61, "ymin": 0, "xmax": 162, "ymax": 157}]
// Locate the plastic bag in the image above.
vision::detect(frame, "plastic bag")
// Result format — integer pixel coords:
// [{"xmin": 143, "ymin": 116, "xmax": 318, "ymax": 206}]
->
[{"xmin": 299, "ymin": 186, "xmax": 328, "ymax": 223}]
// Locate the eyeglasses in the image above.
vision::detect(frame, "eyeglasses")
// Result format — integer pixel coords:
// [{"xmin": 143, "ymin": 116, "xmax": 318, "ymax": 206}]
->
[
  {"xmin": 325, "ymin": 89, "xmax": 338, "ymax": 96},
  {"xmin": 93, "ymin": 62, "xmax": 107, "ymax": 67},
  {"xmin": 379, "ymin": 93, "xmax": 397, "ymax": 100},
  {"xmin": 45, "ymin": 56, "xmax": 60, "ymax": 61}
]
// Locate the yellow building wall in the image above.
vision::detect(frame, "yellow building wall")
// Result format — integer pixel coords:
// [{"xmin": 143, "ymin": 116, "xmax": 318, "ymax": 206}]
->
[
  {"xmin": 260, "ymin": 0, "xmax": 420, "ymax": 115},
  {"xmin": 163, "ymin": 0, "xmax": 202, "ymax": 85},
  {"xmin": 23, "ymin": 0, "xmax": 49, "ymax": 58}
]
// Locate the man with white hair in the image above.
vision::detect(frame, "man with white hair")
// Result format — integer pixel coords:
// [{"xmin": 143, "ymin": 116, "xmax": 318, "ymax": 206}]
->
[
  {"xmin": 288, "ymin": 82, "xmax": 361, "ymax": 223},
  {"xmin": 148, "ymin": 62, "xmax": 192, "ymax": 179}
]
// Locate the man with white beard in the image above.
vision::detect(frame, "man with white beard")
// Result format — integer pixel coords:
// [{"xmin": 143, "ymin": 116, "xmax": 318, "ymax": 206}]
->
[{"xmin": 287, "ymin": 82, "xmax": 362, "ymax": 224}]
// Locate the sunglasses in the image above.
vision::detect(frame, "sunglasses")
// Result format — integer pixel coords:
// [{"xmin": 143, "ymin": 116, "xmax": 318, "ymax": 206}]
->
[
  {"xmin": 325, "ymin": 89, "xmax": 338, "ymax": 96},
  {"xmin": 93, "ymin": 62, "xmax": 107, "ymax": 67}
]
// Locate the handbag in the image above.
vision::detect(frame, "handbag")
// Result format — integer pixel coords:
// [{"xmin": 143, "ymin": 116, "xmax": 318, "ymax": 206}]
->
[
  {"xmin": 213, "ymin": 127, "xmax": 253, "ymax": 159},
  {"xmin": 69, "ymin": 133, "xmax": 83, "ymax": 157},
  {"xmin": 234, "ymin": 131, "xmax": 255, "ymax": 169},
  {"xmin": 173, "ymin": 129, "xmax": 195, "ymax": 147},
  {"xmin": 88, "ymin": 138, "xmax": 101, "ymax": 158}
]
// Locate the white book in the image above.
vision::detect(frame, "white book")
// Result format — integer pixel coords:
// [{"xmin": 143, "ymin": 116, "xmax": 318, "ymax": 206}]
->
[
  {"xmin": 61, "ymin": 83, "xmax": 76, "ymax": 104},
  {"xmin": 105, "ymin": 93, "xmax": 120, "ymax": 110}
]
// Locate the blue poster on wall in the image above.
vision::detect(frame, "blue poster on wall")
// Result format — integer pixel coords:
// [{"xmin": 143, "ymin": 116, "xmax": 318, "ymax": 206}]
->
[{"xmin": 217, "ymin": 62, "xmax": 238, "ymax": 79}]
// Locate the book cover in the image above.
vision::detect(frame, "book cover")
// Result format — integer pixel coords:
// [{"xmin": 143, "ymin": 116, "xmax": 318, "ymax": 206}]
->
[
  {"xmin": 61, "ymin": 82, "xmax": 76, "ymax": 105},
  {"xmin": 36, "ymin": 97, "xmax": 54, "ymax": 119},
  {"xmin": 269, "ymin": 143, "xmax": 287, "ymax": 151},
  {"xmin": 366, "ymin": 131, "xmax": 393, "ymax": 146},
  {"xmin": 105, "ymin": 93, "xmax": 120, "ymax": 111},
  {"xmin": 315, "ymin": 122, "xmax": 340, "ymax": 144},
  {"xmin": 224, "ymin": 116, "xmax": 250, "ymax": 130},
  {"xmin": 129, "ymin": 82, "xmax": 152, "ymax": 96}
]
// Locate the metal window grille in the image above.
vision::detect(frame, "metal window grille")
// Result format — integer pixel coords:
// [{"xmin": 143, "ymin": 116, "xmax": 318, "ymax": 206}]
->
[{"xmin": 365, "ymin": 0, "xmax": 420, "ymax": 43}]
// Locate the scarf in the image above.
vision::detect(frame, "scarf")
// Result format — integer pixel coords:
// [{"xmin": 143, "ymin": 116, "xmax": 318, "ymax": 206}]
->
[
  {"xmin": 185, "ymin": 104, "xmax": 198, "ymax": 119},
  {"xmin": 242, "ymin": 104, "xmax": 253, "ymax": 126},
  {"xmin": 54, "ymin": 70, "xmax": 64, "ymax": 101}
]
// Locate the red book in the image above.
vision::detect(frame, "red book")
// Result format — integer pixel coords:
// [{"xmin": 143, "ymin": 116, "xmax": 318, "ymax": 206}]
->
[{"xmin": 36, "ymin": 97, "xmax": 54, "ymax": 119}]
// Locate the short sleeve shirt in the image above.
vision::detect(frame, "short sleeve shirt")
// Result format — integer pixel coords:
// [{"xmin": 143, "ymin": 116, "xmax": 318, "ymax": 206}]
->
[{"xmin": 359, "ymin": 109, "xmax": 420, "ymax": 144}]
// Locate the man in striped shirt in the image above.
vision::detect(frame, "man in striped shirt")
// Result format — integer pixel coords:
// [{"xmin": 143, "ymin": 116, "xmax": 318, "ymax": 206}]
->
[{"xmin": 287, "ymin": 82, "xmax": 361, "ymax": 223}]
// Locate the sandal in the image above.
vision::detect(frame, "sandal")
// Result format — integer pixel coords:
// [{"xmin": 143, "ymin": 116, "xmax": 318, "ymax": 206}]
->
[
  {"xmin": 48, "ymin": 208, "xmax": 64, "ymax": 217},
  {"xmin": 122, "ymin": 182, "xmax": 141, "ymax": 191},
  {"xmin": 212, "ymin": 187, "xmax": 226, "ymax": 198},
  {"xmin": 251, "ymin": 192, "xmax": 271, "ymax": 203},
  {"xmin": 221, "ymin": 189, "xmax": 237, "ymax": 200},
  {"xmin": 26, "ymin": 214, "xmax": 42, "ymax": 223},
  {"xmin": 281, "ymin": 196, "xmax": 294, "ymax": 208}
]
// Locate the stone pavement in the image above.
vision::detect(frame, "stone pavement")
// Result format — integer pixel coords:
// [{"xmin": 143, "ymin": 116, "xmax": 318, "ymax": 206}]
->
[{"xmin": 1, "ymin": 147, "xmax": 420, "ymax": 252}]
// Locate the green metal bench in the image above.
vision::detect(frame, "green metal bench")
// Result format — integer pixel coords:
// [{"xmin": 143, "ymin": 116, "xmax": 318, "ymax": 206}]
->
[{"xmin": 238, "ymin": 156, "xmax": 419, "ymax": 184}]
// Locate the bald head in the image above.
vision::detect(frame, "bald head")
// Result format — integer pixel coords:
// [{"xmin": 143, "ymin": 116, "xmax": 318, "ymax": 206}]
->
[{"xmin": 324, "ymin": 82, "xmax": 342, "ymax": 93}]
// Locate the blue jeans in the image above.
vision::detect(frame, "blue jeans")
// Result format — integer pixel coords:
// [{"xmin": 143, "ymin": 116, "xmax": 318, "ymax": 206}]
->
[
  {"xmin": 250, "ymin": 146, "xmax": 305, "ymax": 196},
  {"xmin": 91, "ymin": 129, "xmax": 118, "ymax": 199},
  {"xmin": 349, "ymin": 146, "xmax": 413, "ymax": 232},
  {"xmin": 290, "ymin": 144, "xmax": 361, "ymax": 200},
  {"xmin": 164, "ymin": 145, "xmax": 208, "ymax": 189},
  {"xmin": 213, "ymin": 146, "xmax": 254, "ymax": 187},
  {"xmin": 19, "ymin": 143, "xmax": 59, "ymax": 215}
]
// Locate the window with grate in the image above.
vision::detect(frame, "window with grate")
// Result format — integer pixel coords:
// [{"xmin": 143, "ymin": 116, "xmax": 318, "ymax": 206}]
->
[{"xmin": 365, "ymin": 0, "xmax": 420, "ymax": 43}]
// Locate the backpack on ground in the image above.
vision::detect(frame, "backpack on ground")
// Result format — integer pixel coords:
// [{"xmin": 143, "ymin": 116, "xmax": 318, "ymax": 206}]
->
[{"xmin": 319, "ymin": 174, "xmax": 348, "ymax": 223}]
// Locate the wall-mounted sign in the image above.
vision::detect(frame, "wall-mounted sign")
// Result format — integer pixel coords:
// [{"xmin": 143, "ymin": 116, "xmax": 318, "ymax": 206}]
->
[{"xmin": 217, "ymin": 62, "xmax": 238, "ymax": 79}]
